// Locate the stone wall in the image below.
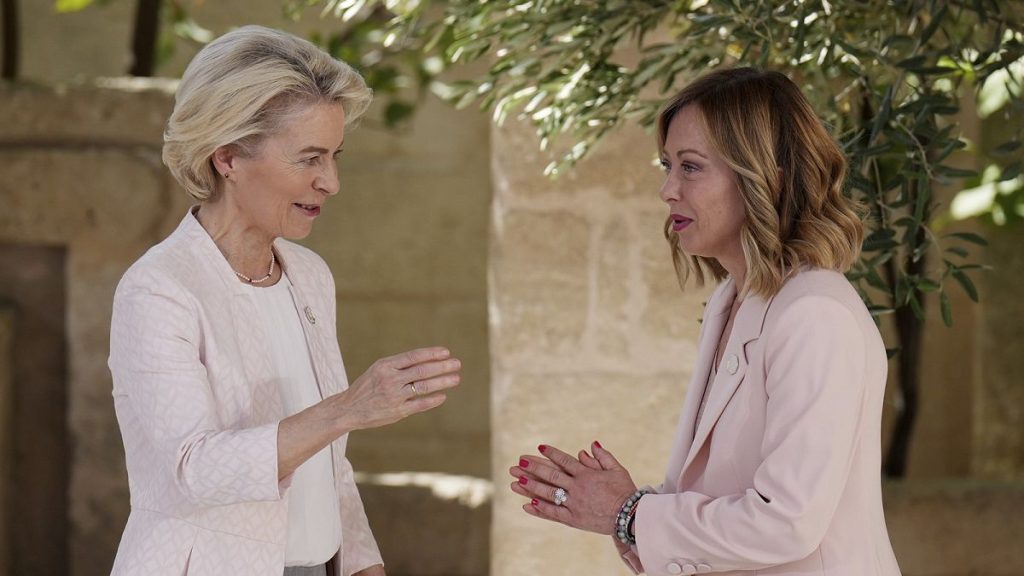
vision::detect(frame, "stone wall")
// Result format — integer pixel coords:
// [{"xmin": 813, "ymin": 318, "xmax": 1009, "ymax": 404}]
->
[
  {"xmin": 0, "ymin": 80, "xmax": 188, "ymax": 575},
  {"xmin": 884, "ymin": 480, "xmax": 1024, "ymax": 576},
  {"xmin": 973, "ymin": 224, "xmax": 1024, "ymax": 479}
]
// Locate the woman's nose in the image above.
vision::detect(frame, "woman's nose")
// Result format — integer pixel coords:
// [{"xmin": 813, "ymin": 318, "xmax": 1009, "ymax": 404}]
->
[
  {"xmin": 659, "ymin": 176, "xmax": 680, "ymax": 204},
  {"xmin": 316, "ymin": 163, "xmax": 340, "ymax": 196}
]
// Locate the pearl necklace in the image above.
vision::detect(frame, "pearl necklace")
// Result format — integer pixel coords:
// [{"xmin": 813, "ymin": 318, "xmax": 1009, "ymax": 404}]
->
[{"xmin": 235, "ymin": 251, "xmax": 276, "ymax": 284}]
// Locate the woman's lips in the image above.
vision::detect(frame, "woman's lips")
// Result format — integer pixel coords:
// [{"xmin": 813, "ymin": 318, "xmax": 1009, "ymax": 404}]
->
[
  {"xmin": 294, "ymin": 203, "xmax": 321, "ymax": 217},
  {"xmin": 671, "ymin": 216, "xmax": 693, "ymax": 232}
]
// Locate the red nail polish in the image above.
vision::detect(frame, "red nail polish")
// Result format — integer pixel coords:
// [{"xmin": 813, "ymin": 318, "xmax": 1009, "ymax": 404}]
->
[
  {"xmin": 594, "ymin": 440, "xmax": 603, "ymax": 449},
  {"xmin": 538, "ymin": 444, "xmax": 547, "ymax": 453},
  {"xmin": 531, "ymin": 498, "xmax": 539, "ymax": 506},
  {"xmin": 519, "ymin": 458, "xmax": 529, "ymax": 468},
  {"xmin": 518, "ymin": 476, "xmax": 528, "ymax": 485}
]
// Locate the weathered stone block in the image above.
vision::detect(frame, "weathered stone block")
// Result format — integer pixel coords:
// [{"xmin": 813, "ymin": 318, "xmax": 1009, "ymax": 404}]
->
[
  {"xmin": 492, "ymin": 210, "xmax": 590, "ymax": 363},
  {"xmin": 0, "ymin": 149, "xmax": 168, "ymax": 245},
  {"xmin": 0, "ymin": 82, "xmax": 174, "ymax": 144},
  {"xmin": 307, "ymin": 171, "xmax": 489, "ymax": 297},
  {"xmin": 974, "ymin": 225, "xmax": 1024, "ymax": 479},
  {"xmin": 594, "ymin": 216, "xmax": 633, "ymax": 359},
  {"xmin": 358, "ymin": 473, "xmax": 490, "ymax": 576},
  {"xmin": 339, "ymin": 299, "xmax": 490, "ymax": 477}
]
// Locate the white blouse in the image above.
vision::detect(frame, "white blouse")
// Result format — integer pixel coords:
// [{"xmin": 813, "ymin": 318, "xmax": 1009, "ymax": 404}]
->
[{"xmin": 247, "ymin": 275, "xmax": 341, "ymax": 567}]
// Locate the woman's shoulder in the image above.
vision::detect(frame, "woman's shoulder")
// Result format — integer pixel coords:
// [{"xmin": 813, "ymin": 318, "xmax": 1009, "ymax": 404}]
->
[
  {"xmin": 117, "ymin": 232, "xmax": 195, "ymax": 294},
  {"xmin": 775, "ymin": 267, "xmax": 861, "ymax": 307},
  {"xmin": 766, "ymin": 268, "xmax": 872, "ymax": 330}
]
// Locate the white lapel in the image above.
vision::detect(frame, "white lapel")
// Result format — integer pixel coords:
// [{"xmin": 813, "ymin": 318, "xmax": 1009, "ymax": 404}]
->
[{"xmin": 178, "ymin": 208, "xmax": 283, "ymax": 421}]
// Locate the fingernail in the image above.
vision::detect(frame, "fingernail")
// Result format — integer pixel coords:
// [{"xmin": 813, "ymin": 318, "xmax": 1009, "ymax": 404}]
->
[
  {"xmin": 518, "ymin": 476, "xmax": 528, "ymax": 485},
  {"xmin": 531, "ymin": 498, "xmax": 539, "ymax": 506},
  {"xmin": 519, "ymin": 458, "xmax": 529, "ymax": 468},
  {"xmin": 538, "ymin": 444, "xmax": 547, "ymax": 453},
  {"xmin": 594, "ymin": 440, "xmax": 602, "ymax": 449}
]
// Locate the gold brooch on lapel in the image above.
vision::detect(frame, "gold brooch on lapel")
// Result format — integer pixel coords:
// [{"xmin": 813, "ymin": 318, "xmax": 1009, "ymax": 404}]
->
[
  {"xmin": 726, "ymin": 354, "xmax": 739, "ymax": 375},
  {"xmin": 304, "ymin": 306, "xmax": 317, "ymax": 325}
]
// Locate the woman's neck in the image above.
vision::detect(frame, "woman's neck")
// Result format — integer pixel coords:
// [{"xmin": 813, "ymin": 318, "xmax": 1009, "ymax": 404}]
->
[
  {"xmin": 717, "ymin": 241, "xmax": 747, "ymax": 299},
  {"xmin": 195, "ymin": 199, "xmax": 278, "ymax": 284}
]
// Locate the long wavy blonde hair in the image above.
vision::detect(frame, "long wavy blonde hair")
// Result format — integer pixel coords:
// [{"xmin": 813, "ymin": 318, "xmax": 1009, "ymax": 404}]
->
[{"xmin": 658, "ymin": 67, "xmax": 863, "ymax": 298}]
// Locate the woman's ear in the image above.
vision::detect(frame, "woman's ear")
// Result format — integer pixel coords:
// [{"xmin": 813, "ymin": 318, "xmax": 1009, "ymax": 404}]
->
[{"xmin": 211, "ymin": 145, "xmax": 238, "ymax": 179}]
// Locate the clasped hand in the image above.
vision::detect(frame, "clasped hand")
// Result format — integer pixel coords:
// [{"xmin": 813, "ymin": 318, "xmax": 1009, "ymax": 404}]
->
[{"xmin": 509, "ymin": 442, "xmax": 637, "ymax": 535}]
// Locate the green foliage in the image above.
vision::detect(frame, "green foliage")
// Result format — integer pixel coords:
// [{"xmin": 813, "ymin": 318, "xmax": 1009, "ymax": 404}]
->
[
  {"xmin": 285, "ymin": 0, "xmax": 444, "ymax": 128},
  {"xmin": 54, "ymin": 0, "xmax": 98, "ymax": 12},
  {"xmin": 312, "ymin": 0, "xmax": 1023, "ymax": 335}
]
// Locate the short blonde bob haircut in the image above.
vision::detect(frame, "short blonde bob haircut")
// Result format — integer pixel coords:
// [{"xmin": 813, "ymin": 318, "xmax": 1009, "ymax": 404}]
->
[
  {"xmin": 163, "ymin": 25, "xmax": 372, "ymax": 201},
  {"xmin": 659, "ymin": 67, "xmax": 864, "ymax": 298}
]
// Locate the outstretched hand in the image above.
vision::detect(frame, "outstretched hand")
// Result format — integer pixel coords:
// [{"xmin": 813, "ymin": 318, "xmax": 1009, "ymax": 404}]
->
[{"xmin": 509, "ymin": 442, "xmax": 637, "ymax": 535}]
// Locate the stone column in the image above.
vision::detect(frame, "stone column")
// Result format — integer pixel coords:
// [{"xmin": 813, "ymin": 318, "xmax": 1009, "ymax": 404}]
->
[{"xmin": 489, "ymin": 120, "xmax": 712, "ymax": 575}]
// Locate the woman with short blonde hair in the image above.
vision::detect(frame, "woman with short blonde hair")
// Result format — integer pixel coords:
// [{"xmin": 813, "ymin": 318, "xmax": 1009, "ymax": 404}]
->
[
  {"xmin": 162, "ymin": 25, "xmax": 372, "ymax": 202},
  {"xmin": 509, "ymin": 67, "xmax": 901, "ymax": 576},
  {"xmin": 109, "ymin": 26, "xmax": 461, "ymax": 576}
]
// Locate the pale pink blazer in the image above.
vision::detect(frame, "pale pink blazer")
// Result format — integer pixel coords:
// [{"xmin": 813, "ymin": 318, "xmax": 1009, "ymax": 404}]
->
[
  {"xmin": 621, "ymin": 269, "xmax": 901, "ymax": 576},
  {"xmin": 108, "ymin": 209, "xmax": 382, "ymax": 576}
]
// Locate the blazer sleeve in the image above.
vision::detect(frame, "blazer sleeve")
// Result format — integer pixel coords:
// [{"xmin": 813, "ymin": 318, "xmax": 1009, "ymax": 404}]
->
[
  {"xmin": 633, "ymin": 295, "xmax": 869, "ymax": 574},
  {"xmin": 109, "ymin": 269, "xmax": 288, "ymax": 507}
]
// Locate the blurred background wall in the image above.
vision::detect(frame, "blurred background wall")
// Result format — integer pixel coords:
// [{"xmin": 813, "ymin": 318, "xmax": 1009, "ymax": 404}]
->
[{"xmin": 0, "ymin": 2, "xmax": 1022, "ymax": 576}]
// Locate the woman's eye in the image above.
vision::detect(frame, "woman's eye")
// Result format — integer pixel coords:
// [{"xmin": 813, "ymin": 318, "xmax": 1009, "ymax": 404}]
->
[
  {"xmin": 303, "ymin": 156, "xmax": 320, "ymax": 165},
  {"xmin": 659, "ymin": 159, "xmax": 671, "ymax": 173},
  {"xmin": 681, "ymin": 162, "xmax": 699, "ymax": 174}
]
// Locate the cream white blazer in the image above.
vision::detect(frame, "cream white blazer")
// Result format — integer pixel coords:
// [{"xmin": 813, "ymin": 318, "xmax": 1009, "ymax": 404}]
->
[
  {"xmin": 108, "ymin": 209, "xmax": 382, "ymax": 575},
  {"xmin": 621, "ymin": 269, "xmax": 901, "ymax": 576}
]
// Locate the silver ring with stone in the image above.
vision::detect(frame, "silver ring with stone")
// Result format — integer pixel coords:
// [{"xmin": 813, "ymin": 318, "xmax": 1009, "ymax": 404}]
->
[
  {"xmin": 553, "ymin": 487, "xmax": 568, "ymax": 506},
  {"xmin": 410, "ymin": 382, "xmax": 419, "ymax": 394}
]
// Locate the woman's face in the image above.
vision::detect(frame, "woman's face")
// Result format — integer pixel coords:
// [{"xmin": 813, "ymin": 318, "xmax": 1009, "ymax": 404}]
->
[
  {"xmin": 226, "ymin": 102, "xmax": 347, "ymax": 240},
  {"xmin": 659, "ymin": 105, "xmax": 747, "ymax": 266}
]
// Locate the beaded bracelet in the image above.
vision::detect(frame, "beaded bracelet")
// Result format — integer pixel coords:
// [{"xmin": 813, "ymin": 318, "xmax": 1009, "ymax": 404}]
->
[{"xmin": 615, "ymin": 488, "xmax": 652, "ymax": 545}]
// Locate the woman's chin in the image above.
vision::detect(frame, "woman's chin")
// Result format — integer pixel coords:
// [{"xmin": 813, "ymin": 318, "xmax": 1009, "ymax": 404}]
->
[
  {"xmin": 677, "ymin": 239, "xmax": 703, "ymax": 257},
  {"xmin": 280, "ymin": 220, "xmax": 316, "ymax": 240},
  {"xmin": 283, "ymin": 229, "xmax": 313, "ymax": 241}
]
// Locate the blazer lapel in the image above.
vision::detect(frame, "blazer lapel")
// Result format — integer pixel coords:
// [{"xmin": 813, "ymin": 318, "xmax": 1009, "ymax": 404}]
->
[
  {"xmin": 678, "ymin": 288, "xmax": 774, "ymax": 479},
  {"xmin": 661, "ymin": 279, "xmax": 735, "ymax": 487},
  {"xmin": 179, "ymin": 207, "xmax": 282, "ymax": 421}
]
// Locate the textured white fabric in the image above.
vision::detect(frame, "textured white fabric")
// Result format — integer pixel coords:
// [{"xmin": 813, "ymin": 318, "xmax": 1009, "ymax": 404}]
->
[
  {"xmin": 108, "ymin": 208, "xmax": 383, "ymax": 576},
  {"xmin": 247, "ymin": 277, "xmax": 341, "ymax": 567}
]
